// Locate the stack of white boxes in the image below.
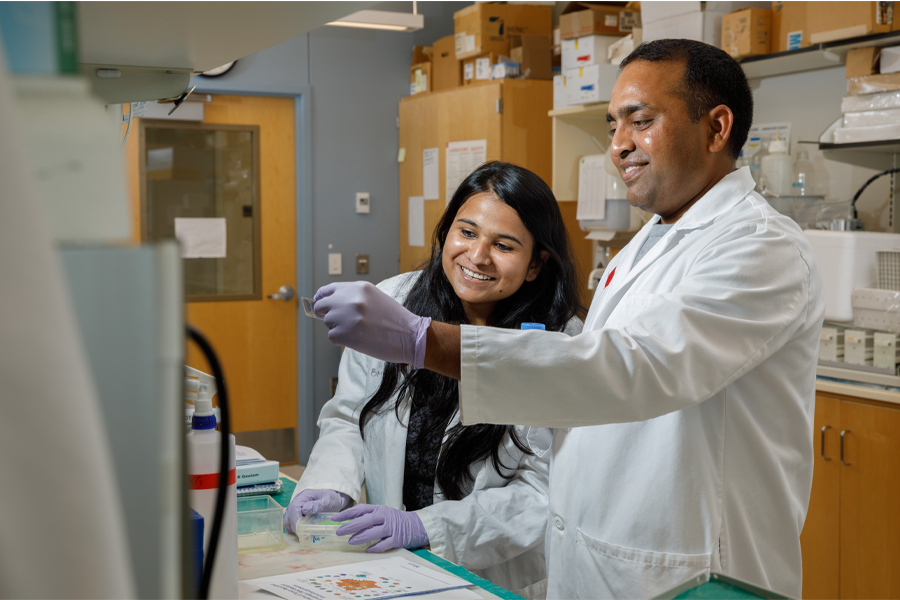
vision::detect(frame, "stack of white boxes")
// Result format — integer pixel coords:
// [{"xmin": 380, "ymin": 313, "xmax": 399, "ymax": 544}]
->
[
  {"xmin": 818, "ymin": 326, "xmax": 845, "ymax": 363},
  {"xmin": 641, "ymin": 2, "xmax": 769, "ymax": 48},
  {"xmin": 555, "ymin": 36, "xmax": 620, "ymax": 109},
  {"xmin": 844, "ymin": 329, "xmax": 874, "ymax": 366}
]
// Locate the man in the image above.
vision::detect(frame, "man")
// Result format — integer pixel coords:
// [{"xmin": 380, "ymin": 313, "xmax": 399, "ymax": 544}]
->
[{"xmin": 315, "ymin": 40, "xmax": 824, "ymax": 599}]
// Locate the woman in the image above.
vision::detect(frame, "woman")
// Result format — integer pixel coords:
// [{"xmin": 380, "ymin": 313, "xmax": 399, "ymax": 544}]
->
[{"xmin": 284, "ymin": 161, "xmax": 581, "ymax": 596}]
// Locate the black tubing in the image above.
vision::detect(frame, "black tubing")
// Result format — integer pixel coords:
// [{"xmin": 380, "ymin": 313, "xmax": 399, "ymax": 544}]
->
[{"xmin": 851, "ymin": 167, "xmax": 900, "ymax": 219}]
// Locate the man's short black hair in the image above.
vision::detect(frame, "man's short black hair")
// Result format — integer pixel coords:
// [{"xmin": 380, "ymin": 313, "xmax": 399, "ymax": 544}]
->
[{"xmin": 619, "ymin": 39, "xmax": 753, "ymax": 161}]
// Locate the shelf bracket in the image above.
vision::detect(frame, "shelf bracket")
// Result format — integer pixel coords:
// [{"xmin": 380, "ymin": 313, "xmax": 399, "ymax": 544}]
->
[{"xmin": 496, "ymin": 99, "xmax": 503, "ymax": 114}]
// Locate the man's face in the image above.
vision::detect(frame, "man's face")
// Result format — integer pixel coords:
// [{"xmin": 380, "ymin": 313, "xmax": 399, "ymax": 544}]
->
[{"xmin": 607, "ymin": 60, "xmax": 711, "ymax": 220}]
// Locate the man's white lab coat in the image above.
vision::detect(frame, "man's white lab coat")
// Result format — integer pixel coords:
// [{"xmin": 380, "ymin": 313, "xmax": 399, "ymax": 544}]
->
[
  {"xmin": 459, "ymin": 167, "xmax": 825, "ymax": 599},
  {"xmin": 299, "ymin": 272, "xmax": 567, "ymax": 595}
]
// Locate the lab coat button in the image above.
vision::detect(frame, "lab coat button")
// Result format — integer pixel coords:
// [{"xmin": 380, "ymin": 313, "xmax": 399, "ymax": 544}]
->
[{"xmin": 554, "ymin": 517, "xmax": 564, "ymax": 531}]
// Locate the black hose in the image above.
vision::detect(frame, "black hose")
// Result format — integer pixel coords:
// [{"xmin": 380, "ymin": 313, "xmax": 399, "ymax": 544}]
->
[
  {"xmin": 187, "ymin": 325, "xmax": 231, "ymax": 600},
  {"xmin": 852, "ymin": 167, "xmax": 900, "ymax": 219}
]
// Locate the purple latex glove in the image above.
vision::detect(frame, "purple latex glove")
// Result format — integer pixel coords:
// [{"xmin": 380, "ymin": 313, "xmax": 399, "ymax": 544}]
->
[
  {"xmin": 314, "ymin": 282, "xmax": 431, "ymax": 369},
  {"xmin": 333, "ymin": 504, "xmax": 429, "ymax": 553},
  {"xmin": 283, "ymin": 488, "xmax": 352, "ymax": 533}
]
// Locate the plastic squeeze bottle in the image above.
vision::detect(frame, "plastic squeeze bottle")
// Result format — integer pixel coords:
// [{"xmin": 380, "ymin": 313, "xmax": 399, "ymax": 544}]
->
[
  {"xmin": 187, "ymin": 392, "xmax": 238, "ymax": 599},
  {"xmin": 761, "ymin": 133, "xmax": 793, "ymax": 196},
  {"xmin": 792, "ymin": 150, "xmax": 815, "ymax": 196}
]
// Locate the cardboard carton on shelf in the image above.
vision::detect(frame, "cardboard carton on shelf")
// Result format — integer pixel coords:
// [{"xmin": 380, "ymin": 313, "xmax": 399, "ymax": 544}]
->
[
  {"xmin": 845, "ymin": 47, "xmax": 881, "ymax": 79},
  {"xmin": 643, "ymin": 9, "xmax": 730, "ymax": 48},
  {"xmin": 847, "ymin": 72, "xmax": 900, "ymax": 96},
  {"xmin": 808, "ymin": 1, "xmax": 892, "ymax": 45},
  {"xmin": 462, "ymin": 52, "xmax": 504, "ymax": 86},
  {"xmin": 561, "ymin": 34, "xmax": 622, "ymax": 70},
  {"xmin": 510, "ymin": 34, "xmax": 553, "ymax": 80},
  {"xmin": 721, "ymin": 8, "xmax": 771, "ymax": 59},
  {"xmin": 560, "ymin": 1, "xmax": 641, "ymax": 40},
  {"xmin": 411, "ymin": 45, "xmax": 432, "ymax": 67},
  {"xmin": 771, "ymin": 1, "xmax": 810, "ymax": 53},
  {"xmin": 564, "ymin": 63, "xmax": 618, "ymax": 106},
  {"xmin": 432, "ymin": 35, "xmax": 461, "ymax": 92},
  {"xmin": 454, "ymin": 2, "xmax": 552, "ymax": 60},
  {"xmin": 410, "ymin": 62, "xmax": 431, "ymax": 96}
]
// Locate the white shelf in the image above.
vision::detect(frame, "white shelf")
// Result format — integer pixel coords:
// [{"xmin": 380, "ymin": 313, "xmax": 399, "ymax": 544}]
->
[{"xmin": 548, "ymin": 102, "xmax": 610, "ymax": 118}]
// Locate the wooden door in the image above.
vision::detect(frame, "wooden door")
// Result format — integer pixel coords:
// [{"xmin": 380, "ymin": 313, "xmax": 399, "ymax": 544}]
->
[
  {"xmin": 126, "ymin": 95, "xmax": 298, "ymax": 463},
  {"xmin": 801, "ymin": 394, "xmax": 841, "ymax": 599},
  {"xmin": 839, "ymin": 400, "xmax": 900, "ymax": 599}
]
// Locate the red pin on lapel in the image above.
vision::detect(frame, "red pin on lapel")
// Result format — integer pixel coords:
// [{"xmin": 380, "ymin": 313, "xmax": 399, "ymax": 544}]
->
[{"xmin": 605, "ymin": 267, "xmax": 616, "ymax": 288}]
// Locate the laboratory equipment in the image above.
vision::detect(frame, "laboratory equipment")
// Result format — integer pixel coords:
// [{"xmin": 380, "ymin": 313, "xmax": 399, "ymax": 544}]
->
[
  {"xmin": 185, "ymin": 365, "xmax": 217, "ymax": 428},
  {"xmin": 791, "ymin": 150, "xmax": 815, "ymax": 196},
  {"xmin": 874, "ymin": 332, "xmax": 900, "ymax": 370},
  {"xmin": 843, "ymin": 329, "xmax": 873, "ymax": 366},
  {"xmin": 760, "ymin": 133, "xmax": 792, "ymax": 197},
  {"xmin": 236, "ymin": 496, "xmax": 283, "ymax": 553},
  {"xmin": 877, "ymin": 248, "xmax": 900, "ymax": 291},
  {"xmin": 851, "ymin": 288, "xmax": 900, "ymax": 334},
  {"xmin": 803, "ymin": 230, "xmax": 900, "ymax": 322},
  {"xmin": 187, "ymin": 367, "xmax": 238, "ymax": 599},
  {"xmin": 295, "ymin": 513, "xmax": 376, "ymax": 551},
  {"xmin": 818, "ymin": 326, "xmax": 844, "ymax": 363},
  {"xmin": 749, "ymin": 139, "xmax": 767, "ymax": 190}
]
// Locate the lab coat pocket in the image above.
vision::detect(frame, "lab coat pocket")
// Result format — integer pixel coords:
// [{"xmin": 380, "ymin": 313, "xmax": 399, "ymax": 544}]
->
[{"xmin": 572, "ymin": 529, "xmax": 710, "ymax": 600}]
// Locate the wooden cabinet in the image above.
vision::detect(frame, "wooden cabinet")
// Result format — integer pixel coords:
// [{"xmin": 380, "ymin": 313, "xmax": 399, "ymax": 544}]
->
[
  {"xmin": 801, "ymin": 392, "xmax": 900, "ymax": 599},
  {"xmin": 398, "ymin": 79, "xmax": 593, "ymax": 304}
]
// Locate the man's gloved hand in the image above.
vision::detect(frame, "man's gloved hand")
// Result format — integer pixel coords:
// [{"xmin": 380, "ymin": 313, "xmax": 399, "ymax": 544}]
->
[
  {"xmin": 314, "ymin": 282, "xmax": 431, "ymax": 369},
  {"xmin": 333, "ymin": 504, "xmax": 429, "ymax": 553},
  {"xmin": 283, "ymin": 489, "xmax": 352, "ymax": 533}
]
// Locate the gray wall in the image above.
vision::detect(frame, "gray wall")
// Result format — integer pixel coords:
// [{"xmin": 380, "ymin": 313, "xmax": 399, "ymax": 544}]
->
[{"xmin": 190, "ymin": 1, "xmax": 466, "ymax": 462}]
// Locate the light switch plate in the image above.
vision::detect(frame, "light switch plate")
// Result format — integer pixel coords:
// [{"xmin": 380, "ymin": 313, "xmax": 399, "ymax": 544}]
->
[
  {"xmin": 328, "ymin": 253, "xmax": 342, "ymax": 275},
  {"xmin": 356, "ymin": 254, "xmax": 369, "ymax": 274},
  {"xmin": 356, "ymin": 192, "xmax": 370, "ymax": 214}
]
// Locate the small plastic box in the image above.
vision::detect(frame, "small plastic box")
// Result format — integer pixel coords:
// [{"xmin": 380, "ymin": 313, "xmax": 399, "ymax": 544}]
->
[
  {"xmin": 295, "ymin": 512, "xmax": 375, "ymax": 552},
  {"xmin": 236, "ymin": 496, "xmax": 283, "ymax": 553}
]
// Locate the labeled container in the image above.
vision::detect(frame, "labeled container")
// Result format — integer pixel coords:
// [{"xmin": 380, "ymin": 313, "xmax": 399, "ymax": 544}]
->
[
  {"xmin": 237, "ymin": 496, "xmax": 283, "ymax": 553},
  {"xmin": 760, "ymin": 134, "xmax": 792, "ymax": 196},
  {"xmin": 295, "ymin": 513, "xmax": 376, "ymax": 552}
]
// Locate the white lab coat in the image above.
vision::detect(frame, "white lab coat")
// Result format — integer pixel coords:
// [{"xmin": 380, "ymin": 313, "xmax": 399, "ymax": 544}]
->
[
  {"xmin": 458, "ymin": 167, "xmax": 825, "ymax": 599},
  {"xmin": 299, "ymin": 272, "xmax": 579, "ymax": 595}
]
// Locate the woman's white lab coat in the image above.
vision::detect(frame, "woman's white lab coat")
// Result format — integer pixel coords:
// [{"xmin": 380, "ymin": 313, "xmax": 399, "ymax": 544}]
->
[
  {"xmin": 298, "ymin": 272, "xmax": 574, "ymax": 595},
  {"xmin": 458, "ymin": 167, "xmax": 826, "ymax": 599}
]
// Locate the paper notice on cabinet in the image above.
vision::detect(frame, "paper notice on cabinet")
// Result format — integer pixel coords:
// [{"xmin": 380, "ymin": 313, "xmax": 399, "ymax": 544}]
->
[
  {"xmin": 446, "ymin": 140, "xmax": 487, "ymax": 205},
  {"xmin": 408, "ymin": 196, "xmax": 425, "ymax": 247},
  {"xmin": 423, "ymin": 148, "xmax": 440, "ymax": 200},
  {"xmin": 174, "ymin": 218, "xmax": 227, "ymax": 258},
  {"xmin": 248, "ymin": 557, "xmax": 473, "ymax": 600},
  {"xmin": 577, "ymin": 155, "xmax": 606, "ymax": 220}
]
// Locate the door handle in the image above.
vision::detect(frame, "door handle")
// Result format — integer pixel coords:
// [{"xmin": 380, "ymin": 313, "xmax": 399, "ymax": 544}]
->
[
  {"xmin": 840, "ymin": 429, "xmax": 852, "ymax": 466},
  {"xmin": 820, "ymin": 425, "xmax": 832, "ymax": 461},
  {"xmin": 267, "ymin": 285, "xmax": 295, "ymax": 301}
]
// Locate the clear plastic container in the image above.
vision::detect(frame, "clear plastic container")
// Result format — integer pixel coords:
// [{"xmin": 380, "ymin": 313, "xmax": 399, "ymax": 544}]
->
[
  {"xmin": 761, "ymin": 135, "xmax": 793, "ymax": 196},
  {"xmin": 237, "ymin": 496, "xmax": 283, "ymax": 553},
  {"xmin": 295, "ymin": 513, "xmax": 376, "ymax": 552},
  {"xmin": 791, "ymin": 150, "xmax": 815, "ymax": 196}
]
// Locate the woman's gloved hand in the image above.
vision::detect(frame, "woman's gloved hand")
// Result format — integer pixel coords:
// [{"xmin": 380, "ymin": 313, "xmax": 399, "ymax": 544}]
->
[
  {"xmin": 314, "ymin": 282, "xmax": 431, "ymax": 369},
  {"xmin": 333, "ymin": 504, "xmax": 429, "ymax": 553},
  {"xmin": 283, "ymin": 488, "xmax": 352, "ymax": 533}
]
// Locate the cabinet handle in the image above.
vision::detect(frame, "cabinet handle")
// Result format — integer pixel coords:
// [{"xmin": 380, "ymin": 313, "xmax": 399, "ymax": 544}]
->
[
  {"xmin": 840, "ymin": 430, "xmax": 852, "ymax": 466},
  {"xmin": 820, "ymin": 425, "xmax": 832, "ymax": 460}
]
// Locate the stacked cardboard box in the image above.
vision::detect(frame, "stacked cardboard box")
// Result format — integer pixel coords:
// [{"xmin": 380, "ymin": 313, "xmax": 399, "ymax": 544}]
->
[
  {"xmin": 432, "ymin": 36, "xmax": 462, "ymax": 92},
  {"xmin": 410, "ymin": 45, "xmax": 432, "ymax": 95},
  {"xmin": 721, "ymin": 8, "xmax": 771, "ymax": 59},
  {"xmin": 454, "ymin": 3, "xmax": 552, "ymax": 60}
]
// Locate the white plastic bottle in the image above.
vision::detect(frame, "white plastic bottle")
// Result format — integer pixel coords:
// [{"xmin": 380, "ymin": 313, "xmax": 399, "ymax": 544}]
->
[
  {"xmin": 792, "ymin": 150, "xmax": 815, "ymax": 196},
  {"xmin": 187, "ymin": 387, "xmax": 238, "ymax": 599},
  {"xmin": 761, "ymin": 134, "xmax": 793, "ymax": 196}
]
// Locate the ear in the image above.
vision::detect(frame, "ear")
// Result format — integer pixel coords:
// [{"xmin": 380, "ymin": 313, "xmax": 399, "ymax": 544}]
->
[
  {"xmin": 706, "ymin": 104, "xmax": 734, "ymax": 155},
  {"xmin": 525, "ymin": 250, "xmax": 550, "ymax": 282}
]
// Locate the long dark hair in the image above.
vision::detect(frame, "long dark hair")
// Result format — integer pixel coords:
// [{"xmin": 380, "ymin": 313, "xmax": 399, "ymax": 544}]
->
[{"xmin": 360, "ymin": 161, "xmax": 581, "ymax": 500}]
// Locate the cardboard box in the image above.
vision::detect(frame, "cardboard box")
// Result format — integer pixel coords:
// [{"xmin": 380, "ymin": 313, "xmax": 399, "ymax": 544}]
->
[
  {"xmin": 561, "ymin": 35, "xmax": 621, "ymax": 70},
  {"xmin": 846, "ymin": 47, "xmax": 881, "ymax": 78},
  {"xmin": 608, "ymin": 33, "xmax": 635, "ymax": 65},
  {"xmin": 644, "ymin": 10, "xmax": 730, "ymax": 48},
  {"xmin": 722, "ymin": 8, "xmax": 771, "ymax": 59},
  {"xmin": 432, "ymin": 35, "xmax": 461, "ymax": 91},
  {"xmin": 808, "ymin": 1, "xmax": 892, "ymax": 45},
  {"xmin": 410, "ymin": 62, "xmax": 431, "ymax": 95},
  {"xmin": 411, "ymin": 45, "xmax": 432, "ymax": 67},
  {"xmin": 553, "ymin": 73, "xmax": 570, "ymax": 110},
  {"xmin": 564, "ymin": 64, "xmax": 618, "ymax": 105},
  {"xmin": 462, "ymin": 52, "xmax": 502, "ymax": 86},
  {"xmin": 560, "ymin": 2, "xmax": 641, "ymax": 40},
  {"xmin": 847, "ymin": 72, "xmax": 900, "ymax": 95},
  {"xmin": 771, "ymin": 1, "xmax": 810, "ymax": 52},
  {"xmin": 454, "ymin": 3, "xmax": 552, "ymax": 59},
  {"xmin": 510, "ymin": 34, "xmax": 553, "ymax": 80}
]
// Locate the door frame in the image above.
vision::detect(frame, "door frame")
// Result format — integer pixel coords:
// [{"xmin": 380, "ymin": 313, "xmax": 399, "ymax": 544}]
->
[{"xmin": 192, "ymin": 82, "xmax": 316, "ymax": 463}]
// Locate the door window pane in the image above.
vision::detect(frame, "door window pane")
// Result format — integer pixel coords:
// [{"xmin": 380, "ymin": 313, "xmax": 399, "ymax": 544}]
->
[{"xmin": 140, "ymin": 121, "xmax": 261, "ymax": 301}]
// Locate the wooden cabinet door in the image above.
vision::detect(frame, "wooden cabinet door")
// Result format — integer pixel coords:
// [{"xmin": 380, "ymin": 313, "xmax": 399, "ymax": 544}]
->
[
  {"xmin": 839, "ymin": 400, "xmax": 900, "ymax": 599},
  {"xmin": 801, "ymin": 394, "xmax": 842, "ymax": 599}
]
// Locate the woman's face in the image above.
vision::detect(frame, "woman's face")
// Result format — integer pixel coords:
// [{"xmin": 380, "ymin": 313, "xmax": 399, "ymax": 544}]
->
[{"xmin": 441, "ymin": 192, "xmax": 544, "ymax": 325}]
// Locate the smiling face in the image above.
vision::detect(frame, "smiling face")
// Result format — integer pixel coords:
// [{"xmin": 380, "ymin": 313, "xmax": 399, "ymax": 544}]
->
[
  {"xmin": 441, "ymin": 192, "xmax": 544, "ymax": 325},
  {"xmin": 607, "ymin": 60, "xmax": 722, "ymax": 223}
]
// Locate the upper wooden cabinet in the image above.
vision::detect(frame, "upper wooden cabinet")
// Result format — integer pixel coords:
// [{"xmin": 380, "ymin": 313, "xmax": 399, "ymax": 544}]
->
[
  {"xmin": 801, "ymin": 392, "xmax": 900, "ymax": 599},
  {"xmin": 398, "ymin": 79, "xmax": 594, "ymax": 306}
]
